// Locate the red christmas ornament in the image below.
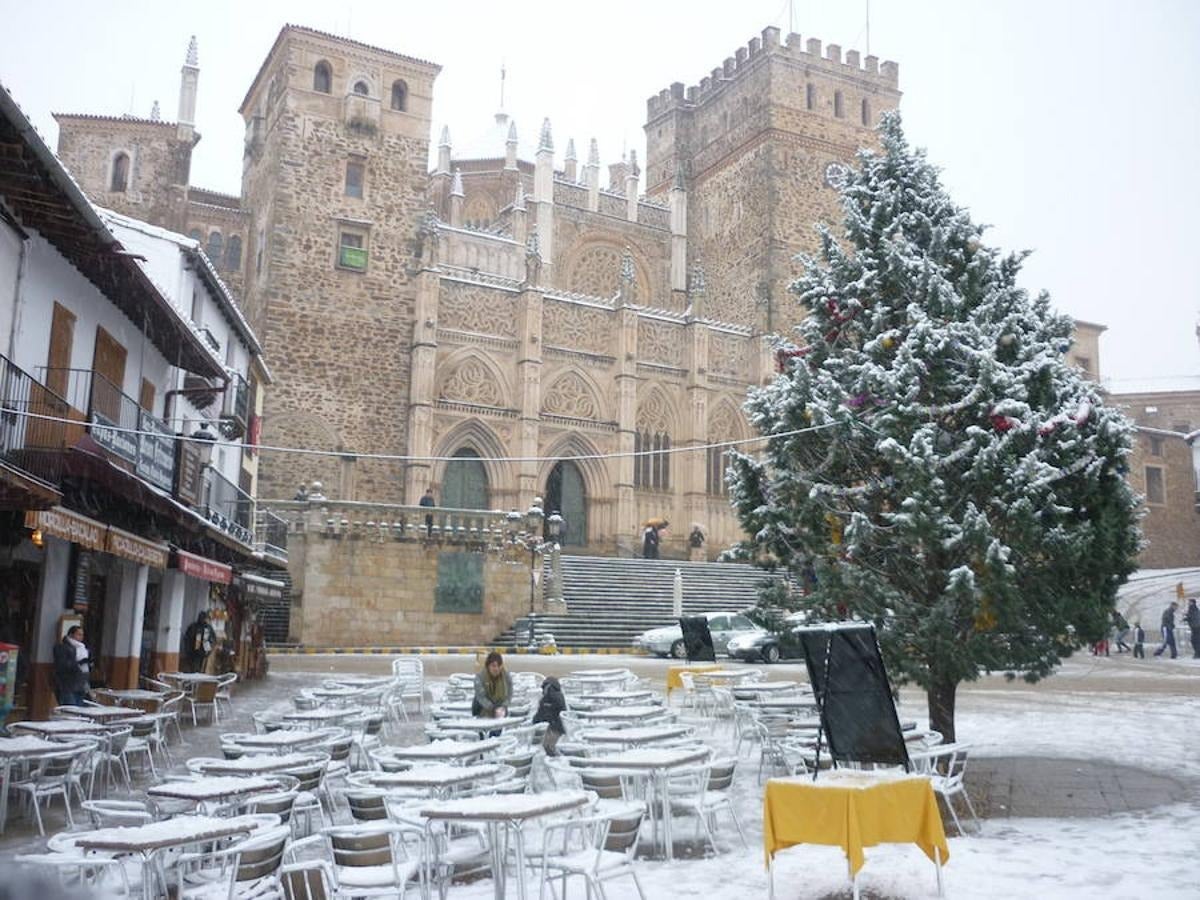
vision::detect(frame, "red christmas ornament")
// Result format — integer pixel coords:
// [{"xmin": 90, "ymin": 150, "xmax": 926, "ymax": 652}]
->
[{"xmin": 990, "ymin": 412, "xmax": 1019, "ymax": 433}]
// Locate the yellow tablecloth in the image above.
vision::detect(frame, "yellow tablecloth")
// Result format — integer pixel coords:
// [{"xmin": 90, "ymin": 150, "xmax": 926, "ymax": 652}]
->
[
  {"xmin": 665, "ymin": 664, "xmax": 721, "ymax": 694},
  {"xmin": 763, "ymin": 772, "xmax": 949, "ymax": 876}
]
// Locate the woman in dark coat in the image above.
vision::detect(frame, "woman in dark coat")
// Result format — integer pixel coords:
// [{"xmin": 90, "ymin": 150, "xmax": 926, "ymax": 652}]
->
[
  {"xmin": 532, "ymin": 676, "xmax": 567, "ymax": 754},
  {"xmin": 52, "ymin": 625, "xmax": 90, "ymax": 706}
]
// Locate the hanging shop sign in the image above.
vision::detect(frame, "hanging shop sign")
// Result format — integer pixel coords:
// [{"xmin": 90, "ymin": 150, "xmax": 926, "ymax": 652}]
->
[
  {"xmin": 175, "ymin": 439, "xmax": 207, "ymax": 508},
  {"xmin": 105, "ymin": 525, "xmax": 168, "ymax": 569},
  {"xmin": 175, "ymin": 549, "xmax": 232, "ymax": 584},
  {"xmin": 235, "ymin": 572, "xmax": 285, "ymax": 600},
  {"xmin": 24, "ymin": 507, "xmax": 105, "ymax": 551},
  {"xmin": 136, "ymin": 410, "xmax": 176, "ymax": 491}
]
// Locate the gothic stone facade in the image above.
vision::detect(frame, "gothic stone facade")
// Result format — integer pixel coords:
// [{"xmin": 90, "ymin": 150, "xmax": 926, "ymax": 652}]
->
[{"xmin": 54, "ymin": 25, "xmax": 902, "ymax": 558}]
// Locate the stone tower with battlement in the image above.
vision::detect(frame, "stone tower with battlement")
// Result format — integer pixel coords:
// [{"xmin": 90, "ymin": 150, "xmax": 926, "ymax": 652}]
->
[
  {"xmin": 237, "ymin": 25, "xmax": 440, "ymax": 502},
  {"xmin": 644, "ymin": 26, "xmax": 901, "ymax": 332}
]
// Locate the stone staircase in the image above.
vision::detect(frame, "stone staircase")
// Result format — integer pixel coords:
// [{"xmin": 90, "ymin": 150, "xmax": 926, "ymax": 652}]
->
[{"xmin": 493, "ymin": 555, "xmax": 783, "ymax": 650}]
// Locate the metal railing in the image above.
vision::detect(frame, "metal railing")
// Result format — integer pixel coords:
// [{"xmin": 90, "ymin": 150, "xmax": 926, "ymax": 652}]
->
[
  {"xmin": 0, "ymin": 353, "xmax": 69, "ymax": 487},
  {"xmin": 255, "ymin": 507, "xmax": 288, "ymax": 562},
  {"xmin": 202, "ymin": 464, "xmax": 255, "ymax": 545},
  {"xmin": 39, "ymin": 368, "xmax": 175, "ymax": 491}
]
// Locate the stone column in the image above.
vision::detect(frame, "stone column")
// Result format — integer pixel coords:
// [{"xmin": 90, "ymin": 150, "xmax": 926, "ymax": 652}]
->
[
  {"xmin": 156, "ymin": 569, "xmax": 186, "ymax": 675},
  {"xmin": 405, "ymin": 265, "xmax": 441, "ymax": 501},
  {"xmin": 683, "ymin": 321, "xmax": 711, "ymax": 549},
  {"xmin": 28, "ymin": 536, "xmax": 70, "ymax": 719},
  {"xmin": 669, "ymin": 174, "xmax": 688, "ymax": 303},
  {"xmin": 516, "ymin": 278, "xmax": 544, "ymax": 509},
  {"xmin": 625, "ymin": 150, "xmax": 639, "ymax": 222},
  {"xmin": 614, "ymin": 306, "xmax": 639, "ymax": 549},
  {"xmin": 109, "ymin": 560, "xmax": 149, "ymax": 690},
  {"xmin": 584, "ymin": 139, "xmax": 600, "ymax": 213}
]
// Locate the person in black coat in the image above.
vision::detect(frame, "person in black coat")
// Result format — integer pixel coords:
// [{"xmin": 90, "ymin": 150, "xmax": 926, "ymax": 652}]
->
[
  {"xmin": 420, "ymin": 488, "xmax": 436, "ymax": 537},
  {"xmin": 1184, "ymin": 598, "xmax": 1200, "ymax": 659},
  {"xmin": 1153, "ymin": 601, "xmax": 1178, "ymax": 659},
  {"xmin": 532, "ymin": 676, "xmax": 567, "ymax": 755},
  {"xmin": 52, "ymin": 625, "xmax": 90, "ymax": 706}
]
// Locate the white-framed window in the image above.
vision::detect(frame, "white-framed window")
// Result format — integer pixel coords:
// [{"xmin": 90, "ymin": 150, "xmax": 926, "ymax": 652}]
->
[{"xmin": 336, "ymin": 226, "xmax": 369, "ymax": 272}]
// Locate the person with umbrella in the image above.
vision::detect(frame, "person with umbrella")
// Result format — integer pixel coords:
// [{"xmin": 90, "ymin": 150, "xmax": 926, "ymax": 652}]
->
[{"xmin": 642, "ymin": 518, "xmax": 668, "ymax": 559}]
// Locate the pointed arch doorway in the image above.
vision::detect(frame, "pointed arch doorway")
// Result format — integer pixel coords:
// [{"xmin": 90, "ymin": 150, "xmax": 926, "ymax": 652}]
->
[
  {"xmin": 545, "ymin": 460, "xmax": 587, "ymax": 546},
  {"xmin": 442, "ymin": 448, "xmax": 489, "ymax": 510}
]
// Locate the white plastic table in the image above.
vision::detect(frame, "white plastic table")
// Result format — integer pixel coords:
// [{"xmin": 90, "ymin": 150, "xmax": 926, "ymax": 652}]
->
[
  {"xmin": 581, "ymin": 725, "xmax": 692, "ymax": 747},
  {"xmin": 581, "ymin": 746, "xmax": 710, "ymax": 861},
  {"xmin": 230, "ymin": 730, "xmax": 329, "ymax": 752},
  {"xmin": 419, "ymin": 789, "xmax": 591, "ymax": 900},
  {"xmin": 573, "ymin": 705, "xmax": 668, "ymax": 724},
  {"xmin": 436, "ymin": 716, "xmax": 527, "ymax": 736},
  {"xmin": 55, "ymin": 705, "xmax": 142, "ymax": 722},
  {"xmin": 281, "ymin": 708, "xmax": 357, "ymax": 729},
  {"xmin": 0, "ymin": 736, "xmax": 71, "ymax": 834},
  {"xmin": 11, "ymin": 718, "xmax": 107, "ymax": 736},
  {"xmin": 195, "ymin": 753, "xmax": 324, "ymax": 776}
]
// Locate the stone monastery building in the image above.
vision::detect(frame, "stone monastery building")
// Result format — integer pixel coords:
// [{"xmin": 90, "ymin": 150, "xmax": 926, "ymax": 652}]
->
[{"xmin": 54, "ymin": 24, "xmax": 901, "ymax": 557}]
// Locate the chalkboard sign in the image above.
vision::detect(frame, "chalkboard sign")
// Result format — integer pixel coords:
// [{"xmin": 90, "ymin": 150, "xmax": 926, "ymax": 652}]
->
[
  {"xmin": 72, "ymin": 549, "xmax": 93, "ymax": 613},
  {"xmin": 175, "ymin": 439, "xmax": 205, "ymax": 507},
  {"xmin": 434, "ymin": 552, "xmax": 484, "ymax": 614}
]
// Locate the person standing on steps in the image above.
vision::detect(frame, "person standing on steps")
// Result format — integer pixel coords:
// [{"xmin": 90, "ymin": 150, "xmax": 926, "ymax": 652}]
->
[
  {"xmin": 642, "ymin": 520, "xmax": 667, "ymax": 559},
  {"xmin": 1152, "ymin": 601, "xmax": 1178, "ymax": 659},
  {"xmin": 420, "ymin": 487, "xmax": 436, "ymax": 537},
  {"xmin": 1184, "ymin": 597, "xmax": 1200, "ymax": 659}
]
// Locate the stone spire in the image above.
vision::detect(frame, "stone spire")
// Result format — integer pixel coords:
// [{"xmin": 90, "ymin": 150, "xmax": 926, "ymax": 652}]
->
[
  {"xmin": 505, "ymin": 119, "xmax": 518, "ymax": 170},
  {"xmin": 149, "ymin": 100, "xmax": 160, "ymax": 121},
  {"xmin": 177, "ymin": 35, "xmax": 199, "ymax": 138},
  {"xmin": 584, "ymin": 138, "xmax": 601, "ymax": 212},
  {"xmin": 437, "ymin": 126, "xmax": 452, "ymax": 174},
  {"xmin": 449, "ymin": 169, "xmax": 464, "ymax": 227},
  {"xmin": 538, "ymin": 118, "xmax": 554, "ymax": 153},
  {"xmin": 588, "ymin": 138, "xmax": 600, "ymax": 166},
  {"xmin": 514, "ymin": 180, "xmax": 526, "ymax": 211},
  {"xmin": 564, "ymin": 138, "xmax": 578, "ymax": 181}
]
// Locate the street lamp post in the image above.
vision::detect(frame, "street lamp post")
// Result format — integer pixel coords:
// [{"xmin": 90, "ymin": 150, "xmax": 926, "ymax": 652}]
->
[{"xmin": 525, "ymin": 500, "xmax": 544, "ymax": 648}]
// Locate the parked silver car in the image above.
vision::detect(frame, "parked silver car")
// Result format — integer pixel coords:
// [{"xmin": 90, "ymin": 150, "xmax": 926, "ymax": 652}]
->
[{"xmin": 633, "ymin": 611, "xmax": 764, "ymax": 659}]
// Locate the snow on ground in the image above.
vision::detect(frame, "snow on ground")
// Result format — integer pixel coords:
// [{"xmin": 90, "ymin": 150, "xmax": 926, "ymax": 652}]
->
[{"xmin": 2, "ymin": 654, "xmax": 1196, "ymax": 898}]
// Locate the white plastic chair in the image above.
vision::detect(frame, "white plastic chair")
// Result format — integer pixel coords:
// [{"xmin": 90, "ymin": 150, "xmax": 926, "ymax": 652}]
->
[
  {"xmin": 174, "ymin": 824, "xmax": 291, "ymax": 899},
  {"xmin": 927, "ymin": 742, "xmax": 981, "ymax": 835},
  {"xmin": 666, "ymin": 758, "xmax": 748, "ymax": 854}
]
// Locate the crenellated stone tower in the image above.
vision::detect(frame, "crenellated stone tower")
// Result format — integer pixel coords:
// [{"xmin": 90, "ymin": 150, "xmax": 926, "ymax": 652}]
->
[
  {"xmin": 644, "ymin": 26, "xmax": 901, "ymax": 333},
  {"xmin": 237, "ymin": 27, "xmax": 440, "ymax": 502}
]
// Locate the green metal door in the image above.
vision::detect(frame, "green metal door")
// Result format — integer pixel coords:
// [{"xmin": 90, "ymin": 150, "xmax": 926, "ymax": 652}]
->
[
  {"xmin": 442, "ymin": 448, "xmax": 488, "ymax": 510},
  {"xmin": 546, "ymin": 460, "xmax": 587, "ymax": 546}
]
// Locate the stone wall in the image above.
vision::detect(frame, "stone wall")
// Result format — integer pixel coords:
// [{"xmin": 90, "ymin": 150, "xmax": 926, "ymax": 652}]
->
[
  {"xmin": 1128, "ymin": 430, "xmax": 1200, "ymax": 568},
  {"xmin": 54, "ymin": 116, "xmax": 194, "ymax": 233},
  {"xmin": 283, "ymin": 503, "xmax": 535, "ymax": 646}
]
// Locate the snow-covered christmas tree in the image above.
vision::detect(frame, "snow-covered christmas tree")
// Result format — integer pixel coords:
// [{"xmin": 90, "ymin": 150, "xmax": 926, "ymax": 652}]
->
[{"xmin": 727, "ymin": 113, "xmax": 1141, "ymax": 742}]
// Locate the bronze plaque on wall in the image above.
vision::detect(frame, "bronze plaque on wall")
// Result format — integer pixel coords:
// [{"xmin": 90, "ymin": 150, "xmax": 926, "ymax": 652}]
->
[{"xmin": 434, "ymin": 552, "xmax": 484, "ymax": 614}]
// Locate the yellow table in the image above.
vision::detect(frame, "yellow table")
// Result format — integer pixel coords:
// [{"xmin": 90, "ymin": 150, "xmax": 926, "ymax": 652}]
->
[
  {"xmin": 665, "ymin": 663, "xmax": 721, "ymax": 695},
  {"xmin": 763, "ymin": 771, "xmax": 948, "ymax": 898}
]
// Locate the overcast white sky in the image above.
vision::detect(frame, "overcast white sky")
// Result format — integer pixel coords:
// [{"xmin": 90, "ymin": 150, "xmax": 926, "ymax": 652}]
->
[{"xmin": 2, "ymin": 0, "xmax": 1198, "ymax": 387}]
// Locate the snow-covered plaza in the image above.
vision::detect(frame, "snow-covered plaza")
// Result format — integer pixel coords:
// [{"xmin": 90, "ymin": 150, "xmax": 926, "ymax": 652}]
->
[{"xmin": 4, "ymin": 650, "xmax": 1193, "ymax": 899}]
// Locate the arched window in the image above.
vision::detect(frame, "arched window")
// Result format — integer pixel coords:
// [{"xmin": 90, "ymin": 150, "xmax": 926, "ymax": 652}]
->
[
  {"xmin": 390, "ymin": 79, "xmax": 408, "ymax": 111},
  {"xmin": 110, "ymin": 153, "xmax": 130, "ymax": 192},
  {"xmin": 352, "ymin": 80, "xmax": 369, "ymax": 96},
  {"xmin": 207, "ymin": 231, "xmax": 223, "ymax": 263},
  {"xmin": 225, "ymin": 235, "xmax": 242, "ymax": 271},
  {"xmin": 861, "ymin": 98, "xmax": 871, "ymax": 126},
  {"xmin": 707, "ymin": 445, "xmax": 730, "ymax": 496},
  {"xmin": 634, "ymin": 429, "xmax": 671, "ymax": 490},
  {"xmin": 313, "ymin": 61, "xmax": 332, "ymax": 94},
  {"xmin": 806, "ymin": 83, "xmax": 815, "ymax": 111},
  {"xmin": 834, "ymin": 91, "xmax": 845, "ymax": 118}
]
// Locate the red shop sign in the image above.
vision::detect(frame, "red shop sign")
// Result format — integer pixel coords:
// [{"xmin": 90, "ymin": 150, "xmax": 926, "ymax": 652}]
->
[{"xmin": 175, "ymin": 549, "xmax": 233, "ymax": 584}]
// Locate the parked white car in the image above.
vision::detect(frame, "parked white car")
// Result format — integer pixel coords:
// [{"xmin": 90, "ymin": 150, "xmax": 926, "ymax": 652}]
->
[{"xmin": 633, "ymin": 611, "xmax": 764, "ymax": 659}]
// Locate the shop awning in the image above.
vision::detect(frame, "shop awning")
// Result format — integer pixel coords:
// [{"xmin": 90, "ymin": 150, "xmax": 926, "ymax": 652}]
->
[
  {"xmin": 235, "ymin": 572, "xmax": 286, "ymax": 600},
  {"xmin": 24, "ymin": 506, "xmax": 105, "ymax": 551},
  {"xmin": 174, "ymin": 549, "xmax": 233, "ymax": 584},
  {"xmin": 106, "ymin": 525, "xmax": 168, "ymax": 569}
]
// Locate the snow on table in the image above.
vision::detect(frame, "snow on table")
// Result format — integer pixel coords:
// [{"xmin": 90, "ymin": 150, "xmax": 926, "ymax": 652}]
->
[
  {"xmin": 378, "ymin": 738, "xmax": 502, "ymax": 760},
  {"xmin": 419, "ymin": 789, "xmax": 591, "ymax": 821},
  {"xmin": 363, "ymin": 763, "xmax": 500, "ymax": 788},
  {"xmin": 733, "ymin": 681, "xmax": 804, "ymax": 695},
  {"xmin": 281, "ymin": 708, "xmax": 355, "ymax": 721},
  {"xmin": 569, "ymin": 668, "xmax": 630, "ymax": 678},
  {"xmin": 574, "ymin": 705, "xmax": 666, "ymax": 721},
  {"xmin": 74, "ymin": 814, "xmax": 256, "ymax": 852},
  {"xmin": 0, "ymin": 735, "xmax": 67, "ymax": 756},
  {"xmin": 147, "ymin": 775, "xmax": 278, "ymax": 801},
  {"xmin": 196, "ymin": 753, "xmax": 322, "ymax": 774},
  {"xmin": 436, "ymin": 716, "xmax": 527, "ymax": 732},
  {"xmin": 582, "ymin": 725, "xmax": 692, "ymax": 745},
  {"xmin": 583, "ymin": 746, "xmax": 710, "ymax": 770},
  {"xmin": 12, "ymin": 718, "xmax": 106, "ymax": 734},
  {"xmin": 233, "ymin": 731, "xmax": 326, "ymax": 748},
  {"xmin": 770, "ymin": 770, "xmax": 932, "ymax": 789},
  {"xmin": 55, "ymin": 705, "xmax": 142, "ymax": 720}
]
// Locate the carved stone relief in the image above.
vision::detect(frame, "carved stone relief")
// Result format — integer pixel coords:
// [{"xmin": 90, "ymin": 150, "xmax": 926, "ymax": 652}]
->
[
  {"xmin": 542, "ymin": 301, "xmax": 613, "ymax": 355},
  {"xmin": 637, "ymin": 319, "xmax": 684, "ymax": 367},
  {"xmin": 636, "ymin": 388, "xmax": 674, "ymax": 433},
  {"xmin": 541, "ymin": 371, "xmax": 602, "ymax": 421},
  {"xmin": 709, "ymin": 332, "xmax": 749, "ymax": 378},
  {"xmin": 439, "ymin": 282, "xmax": 516, "ymax": 337},
  {"xmin": 708, "ymin": 401, "xmax": 744, "ymax": 440},
  {"xmin": 439, "ymin": 358, "xmax": 504, "ymax": 408}
]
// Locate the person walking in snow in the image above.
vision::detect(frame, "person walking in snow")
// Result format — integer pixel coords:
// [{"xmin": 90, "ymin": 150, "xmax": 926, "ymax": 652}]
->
[
  {"xmin": 1132, "ymin": 621, "xmax": 1146, "ymax": 659},
  {"xmin": 1184, "ymin": 597, "xmax": 1200, "ymax": 659},
  {"xmin": 1152, "ymin": 601, "xmax": 1178, "ymax": 659},
  {"xmin": 1111, "ymin": 609, "xmax": 1131, "ymax": 653}
]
